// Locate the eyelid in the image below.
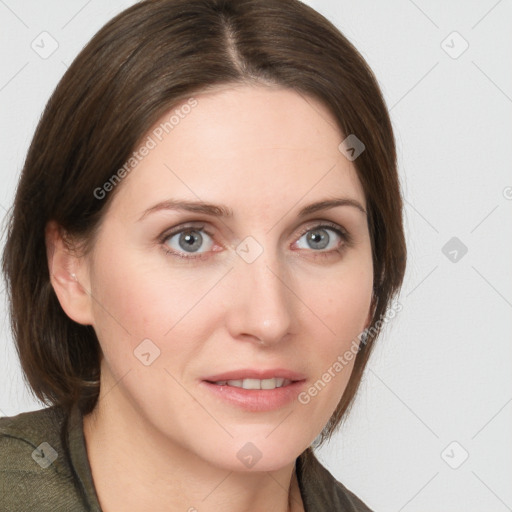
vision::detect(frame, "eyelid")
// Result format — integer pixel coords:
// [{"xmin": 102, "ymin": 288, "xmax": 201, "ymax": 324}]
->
[
  {"xmin": 296, "ymin": 219, "xmax": 349, "ymax": 238},
  {"xmin": 159, "ymin": 222, "xmax": 209, "ymax": 240},
  {"xmin": 160, "ymin": 218, "xmax": 349, "ymax": 238}
]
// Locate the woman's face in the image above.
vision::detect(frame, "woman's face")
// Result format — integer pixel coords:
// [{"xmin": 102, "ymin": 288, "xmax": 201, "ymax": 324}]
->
[{"xmin": 78, "ymin": 84, "xmax": 373, "ymax": 471}]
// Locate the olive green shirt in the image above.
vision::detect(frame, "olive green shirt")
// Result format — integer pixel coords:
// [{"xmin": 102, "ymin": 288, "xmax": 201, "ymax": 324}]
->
[{"xmin": 0, "ymin": 405, "xmax": 373, "ymax": 511}]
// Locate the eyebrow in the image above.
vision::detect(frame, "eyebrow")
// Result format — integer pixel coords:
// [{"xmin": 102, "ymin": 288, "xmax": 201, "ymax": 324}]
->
[{"xmin": 137, "ymin": 197, "xmax": 366, "ymax": 222}]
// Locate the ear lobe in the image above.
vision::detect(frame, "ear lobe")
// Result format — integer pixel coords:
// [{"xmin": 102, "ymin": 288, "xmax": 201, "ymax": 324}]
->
[{"xmin": 45, "ymin": 220, "xmax": 94, "ymax": 326}]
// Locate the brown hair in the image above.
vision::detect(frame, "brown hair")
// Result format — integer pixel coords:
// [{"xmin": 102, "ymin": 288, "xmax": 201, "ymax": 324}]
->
[{"xmin": 1, "ymin": 0, "xmax": 406, "ymax": 449}]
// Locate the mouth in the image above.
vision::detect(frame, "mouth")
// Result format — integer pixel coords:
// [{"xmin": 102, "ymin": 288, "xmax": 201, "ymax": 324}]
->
[
  {"xmin": 200, "ymin": 369, "xmax": 307, "ymax": 412},
  {"xmin": 205, "ymin": 377, "xmax": 294, "ymax": 390}
]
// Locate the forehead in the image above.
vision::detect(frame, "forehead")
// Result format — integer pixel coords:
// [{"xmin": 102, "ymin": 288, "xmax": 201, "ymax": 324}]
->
[{"xmin": 111, "ymin": 84, "xmax": 366, "ymax": 220}]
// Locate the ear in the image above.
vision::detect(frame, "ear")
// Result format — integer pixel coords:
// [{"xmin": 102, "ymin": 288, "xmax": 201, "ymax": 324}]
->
[{"xmin": 45, "ymin": 220, "xmax": 94, "ymax": 325}]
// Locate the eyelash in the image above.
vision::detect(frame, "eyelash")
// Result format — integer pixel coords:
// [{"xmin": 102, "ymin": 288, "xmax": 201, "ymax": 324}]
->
[{"xmin": 159, "ymin": 221, "xmax": 352, "ymax": 261}]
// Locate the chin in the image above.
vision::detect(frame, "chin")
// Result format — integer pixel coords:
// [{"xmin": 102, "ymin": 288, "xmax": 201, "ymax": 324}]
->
[
  {"xmin": 200, "ymin": 432, "xmax": 310, "ymax": 473},
  {"xmin": 216, "ymin": 452, "xmax": 299, "ymax": 474}
]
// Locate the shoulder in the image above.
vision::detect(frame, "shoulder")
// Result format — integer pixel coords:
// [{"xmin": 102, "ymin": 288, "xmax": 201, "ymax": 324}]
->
[
  {"xmin": 0, "ymin": 406, "xmax": 65, "ymax": 468},
  {"xmin": 0, "ymin": 404, "xmax": 64, "ymax": 437},
  {"xmin": 297, "ymin": 449, "xmax": 374, "ymax": 512},
  {"xmin": 0, "ymin": 406, "xmax": 84, "ymax": 511}
]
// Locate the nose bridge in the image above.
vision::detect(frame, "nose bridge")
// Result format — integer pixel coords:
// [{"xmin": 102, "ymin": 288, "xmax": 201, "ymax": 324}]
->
[{"xmin": 227, "ymin": 239, "xmax": 293, "ymax": 344}]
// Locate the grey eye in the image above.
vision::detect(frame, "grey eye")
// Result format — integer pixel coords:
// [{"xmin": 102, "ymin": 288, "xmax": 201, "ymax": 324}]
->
[
  {"xmin": 296, "ymin": 227, "xmax": 341, "ymax": 251},
  {"xmin": 166, "ymin": 229, "xmax": 214, "ymax": 254}
]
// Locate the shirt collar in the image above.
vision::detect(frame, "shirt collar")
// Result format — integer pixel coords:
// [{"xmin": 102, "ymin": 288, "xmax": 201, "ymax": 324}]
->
[{"xmin": 67, "ymin": 402, "xmax": 103, "ymax": 511}]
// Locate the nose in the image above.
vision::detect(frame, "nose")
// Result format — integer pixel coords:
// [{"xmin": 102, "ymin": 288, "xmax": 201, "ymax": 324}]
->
[{"xmin": 224, "ymin": 246, "xmax": 295, "ymax": 347}]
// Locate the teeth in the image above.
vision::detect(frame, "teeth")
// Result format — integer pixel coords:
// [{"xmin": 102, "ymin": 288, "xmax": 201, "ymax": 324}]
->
[
  {"xmin": 213, "ymin": 378, "xmax": 291, "ymax": 389},
  {"xmin": 241, "ymin": 378, "xmax": 261, "ymax": 390}
]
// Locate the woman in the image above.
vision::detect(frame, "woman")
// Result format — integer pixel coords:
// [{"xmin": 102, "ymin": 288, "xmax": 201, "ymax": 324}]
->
[{"xmin": 0, "ymin": 0, "xmax": 406, "ymax": 510}]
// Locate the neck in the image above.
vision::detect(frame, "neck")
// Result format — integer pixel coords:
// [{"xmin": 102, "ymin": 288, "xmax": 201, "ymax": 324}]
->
[{"xmin": 82, "ymin": 376, "xmax": 304, "ymax": 512}]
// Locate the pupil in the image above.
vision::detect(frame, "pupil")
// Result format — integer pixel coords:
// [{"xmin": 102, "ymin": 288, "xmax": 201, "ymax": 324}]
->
[
  {"xmin": 308, "ymin": 229, "xmax": 329, "ymax": 250},
  {"xmin": 179, "ymin": 231, "xmax": 202, "ymax": 252}
]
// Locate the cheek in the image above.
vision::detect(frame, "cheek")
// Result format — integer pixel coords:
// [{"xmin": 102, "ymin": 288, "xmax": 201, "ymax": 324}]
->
[
  {"xmin": 294, "ymin": 259, "xmax": 372, "ymax": 411},
  {"xmin": 298, "ymin": 257, "xmax": 373, "ymax": 342},
  {"xmin": 87, "ymin": 243, "xmax": 168, "ymax": 366},
  {"xmin": 88, "ymin": 228, "xmax": 372, "ymax": 385},
  {"xmin": 87, "ymin": 242, "xmax": 216, "ymax": 372}
]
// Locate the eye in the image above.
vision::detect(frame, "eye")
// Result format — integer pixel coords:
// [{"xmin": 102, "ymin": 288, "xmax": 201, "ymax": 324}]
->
[
  {"xmin": 159, "ymin": 221, "xmax": 351, "ymax": 261},
  {"xmin": 294, "ymin": 223, "xmax": 349, "ymax": 254},
  {"xmin": 161, "ymin": 224, "xmax": 215, "ymax": 259}
]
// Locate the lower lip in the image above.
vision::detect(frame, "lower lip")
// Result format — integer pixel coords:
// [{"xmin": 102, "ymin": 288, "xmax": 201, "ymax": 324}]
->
[{"xmin": 200, "ymin": 380, "xmax": 307, "ymax": 412}]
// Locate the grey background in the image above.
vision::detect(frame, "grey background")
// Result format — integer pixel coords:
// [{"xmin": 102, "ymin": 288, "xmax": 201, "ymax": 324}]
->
[{"xmin": 1, "ymin": 1, "xmax": 511, "ymax": 510}]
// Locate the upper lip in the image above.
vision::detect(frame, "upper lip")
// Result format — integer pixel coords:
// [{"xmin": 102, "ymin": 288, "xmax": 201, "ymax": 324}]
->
[{"xmin": 203, "ymin": 368, "xmax": 307, "ymax": 382}]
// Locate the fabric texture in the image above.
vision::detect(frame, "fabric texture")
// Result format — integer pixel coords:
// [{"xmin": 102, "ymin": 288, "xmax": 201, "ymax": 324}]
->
[{"xmin": 0, "ymin": 405, "xmax": 373, "ymax": 511}]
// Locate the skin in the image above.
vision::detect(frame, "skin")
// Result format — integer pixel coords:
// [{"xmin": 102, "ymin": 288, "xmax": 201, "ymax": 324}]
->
[{"xmin": 46, "ymin": 83, "xmax": 374, "ymax": 512}]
